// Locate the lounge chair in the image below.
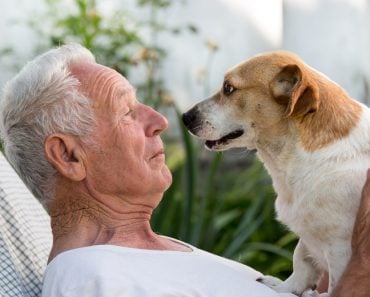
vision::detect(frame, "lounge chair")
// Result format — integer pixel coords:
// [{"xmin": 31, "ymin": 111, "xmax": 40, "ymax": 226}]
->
[{"xmin": 0, "ymin": 152, "xmax": 52, "ymax": 297}]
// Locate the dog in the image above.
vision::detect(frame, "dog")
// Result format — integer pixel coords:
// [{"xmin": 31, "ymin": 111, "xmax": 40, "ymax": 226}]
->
[{"xmin": 182, "ymin": 51, "xmax": 370, "ymax": 296}]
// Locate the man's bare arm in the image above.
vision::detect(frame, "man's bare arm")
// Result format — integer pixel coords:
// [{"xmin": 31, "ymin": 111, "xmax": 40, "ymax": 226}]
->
[{"xmin": 331, "ymin": 169, "xmax": 370, "ymax": 297}]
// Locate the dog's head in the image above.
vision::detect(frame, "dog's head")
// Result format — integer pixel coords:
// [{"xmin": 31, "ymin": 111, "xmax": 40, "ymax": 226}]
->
[{"xmin": 182, "ymin": 51, "xmax": 321, "ymax": 151}]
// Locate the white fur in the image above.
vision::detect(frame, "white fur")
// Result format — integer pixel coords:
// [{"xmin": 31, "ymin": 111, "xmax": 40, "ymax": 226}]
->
[
  {"xmin": 186, "ymin": 94, "xmax": 370, "ymax": 296},
  {"xmin": 261, "ymin": 106, "xmax": 370, "ymax": 294},
  {"xmin": 183, "ymin": 52, "xmax": 370, "ymax": 295}
]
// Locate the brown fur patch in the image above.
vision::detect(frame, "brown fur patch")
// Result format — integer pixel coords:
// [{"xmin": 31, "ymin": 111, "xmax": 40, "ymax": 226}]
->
[
  {"xmin": 295, "ymin": 79, "xmax": 362, "ymax": 152},
  {"xmin": 260, "ymin": 51, "xmax": 363, "ymax": 152}
]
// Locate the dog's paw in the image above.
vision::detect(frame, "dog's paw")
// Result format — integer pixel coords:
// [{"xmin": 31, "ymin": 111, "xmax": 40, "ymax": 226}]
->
[
  {"xmin": 300, "ymin": 290, "xmax": 329, "ymax": 297},
  {"xmin": 256, "ymin": 275, "xmax": 283, "ymax": 288},
  {"xmin": 257, "ymin": 276, "xmax": 316, "ymax": 296}
]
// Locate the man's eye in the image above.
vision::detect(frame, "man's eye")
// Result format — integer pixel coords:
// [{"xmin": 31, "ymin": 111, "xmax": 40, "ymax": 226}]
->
[
  {"xmin": 124, "ymin": 109, "xmax": 132, "ymax": 116},
  {"xmin": 223, "ymin": 82, "xmax": 235, "ymax": 95}
]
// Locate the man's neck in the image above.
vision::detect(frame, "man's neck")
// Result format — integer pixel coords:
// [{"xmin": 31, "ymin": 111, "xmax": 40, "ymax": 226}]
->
[{"xmin": 48, "ymin": 192, "xmax": 191, "ymax": 263}]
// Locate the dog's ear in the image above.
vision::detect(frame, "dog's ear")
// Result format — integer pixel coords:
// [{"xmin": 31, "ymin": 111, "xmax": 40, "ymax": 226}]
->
[{"xmin": 270, "ymin": 64, "xmax": 320, "ymax": 117}]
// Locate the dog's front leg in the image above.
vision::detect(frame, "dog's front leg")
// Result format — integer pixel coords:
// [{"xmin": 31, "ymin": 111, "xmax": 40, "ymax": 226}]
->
[{"xmin": 258, "ymin": 240, "xmax": 321, "ymax": 295}]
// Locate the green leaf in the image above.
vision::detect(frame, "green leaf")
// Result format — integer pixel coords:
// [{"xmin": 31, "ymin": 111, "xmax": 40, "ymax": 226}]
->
[{"xmin": 175, "ymin": 107, "xmax": 197, "ymax": 241}]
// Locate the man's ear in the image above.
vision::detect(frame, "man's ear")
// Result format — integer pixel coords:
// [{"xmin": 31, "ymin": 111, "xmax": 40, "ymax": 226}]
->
[
  {"xmin": 44, "ymin": 133, "xmax": 86, "ymax": 181},
  {"xmin": 270, "ymin": 64, "xmax": 320, "ymax": 117}
]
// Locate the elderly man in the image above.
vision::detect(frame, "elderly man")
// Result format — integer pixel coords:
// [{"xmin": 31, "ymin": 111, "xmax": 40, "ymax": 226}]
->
[{"xmin": 0, "ymin": 44, "xmax": 369, "ymax": 297}]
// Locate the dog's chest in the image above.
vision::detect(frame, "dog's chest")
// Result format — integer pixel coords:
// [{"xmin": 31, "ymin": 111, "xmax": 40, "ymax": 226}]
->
[
  {"xmin": 262, "ymin": 107, "xmax": 370, "ymax": 240},
  {"xmin": 273, "ymin": 155, "xmax": 369, "ymax": 242},
  {"xmin": 274, "ymin": 190, "xmax": 313, "ymax": 235}
]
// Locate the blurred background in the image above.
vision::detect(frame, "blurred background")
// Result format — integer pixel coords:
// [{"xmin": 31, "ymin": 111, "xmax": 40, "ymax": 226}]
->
[{"xmin": 1, "ymin": 0, "xmax": 369, "ymax": 279}]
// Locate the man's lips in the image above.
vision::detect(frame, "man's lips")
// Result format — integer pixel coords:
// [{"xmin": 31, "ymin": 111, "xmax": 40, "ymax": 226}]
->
[{"xmin": 151, "ymin": 149, "xmax": 165, "ymax": 160}]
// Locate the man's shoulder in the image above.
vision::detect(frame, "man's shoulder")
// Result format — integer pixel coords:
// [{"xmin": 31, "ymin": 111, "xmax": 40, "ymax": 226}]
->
[
  {"xmin": 42, "ymin": 244, "xmax": 297, "ymax": 297},
  {"xmin": 45, "ymin": 243, "xmax": 262, "ymax": 279},
  {"xmin": 42, "ymin": 245, "xmax": 140, "ymax": 296},
  {"xmin": 46, "ymin": 245, "xmax": 132, "ymax": 273}
]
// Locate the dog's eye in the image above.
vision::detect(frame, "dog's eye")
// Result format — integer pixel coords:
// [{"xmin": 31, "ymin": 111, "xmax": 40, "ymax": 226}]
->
[{"xmin": 223, "ymin": 82, "xmax": 235, "ymax": 95}]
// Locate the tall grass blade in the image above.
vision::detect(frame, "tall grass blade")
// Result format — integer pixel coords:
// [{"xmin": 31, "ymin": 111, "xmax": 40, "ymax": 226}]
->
[
  {"xmin": 190, "ymin": 152, "xmax": 223, "ymax": 245},
  {"xmin": 222, "ymin": 216, "xmax": 264, "ymax": 258},
  {"xmin": 175, "ymin": 107, "xmax": 197, "ymax": 241}
]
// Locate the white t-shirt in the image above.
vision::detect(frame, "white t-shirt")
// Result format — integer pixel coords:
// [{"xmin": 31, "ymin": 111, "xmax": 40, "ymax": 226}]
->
[{"xmin": 42, "ymin": 238, "xmax": 295, "ymax": 297}]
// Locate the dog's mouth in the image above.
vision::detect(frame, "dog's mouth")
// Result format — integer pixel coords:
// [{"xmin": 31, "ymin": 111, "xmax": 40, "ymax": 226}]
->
[{"xmin": 205, "ymin": 129, "xmax": 244, "ymax": 149}]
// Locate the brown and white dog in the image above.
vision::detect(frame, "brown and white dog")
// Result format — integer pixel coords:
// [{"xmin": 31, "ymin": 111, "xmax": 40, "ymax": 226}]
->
[{"xmin": 182, "ymin": 51, "xmax": 370, "ymax": 296}]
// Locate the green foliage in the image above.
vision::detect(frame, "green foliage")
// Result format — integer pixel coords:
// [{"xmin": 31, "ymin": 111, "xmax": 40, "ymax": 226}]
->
[
  {"xmin": 4, "ymin": 0, "xmax": 296, "ymax": 279},
  {"xmin": 32, "ymin": 0, "xmax": 194, "ymax": 108}
]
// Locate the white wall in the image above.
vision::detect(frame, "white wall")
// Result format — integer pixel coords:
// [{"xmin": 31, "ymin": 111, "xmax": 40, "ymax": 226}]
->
[
  {"xmin": 283, "ymin": 0, "xmax": 370, "ymax": 104},
  {"xmin": 0, "ymin": 0, "xmax": 44, "ymax": 89},
  {"xmin": 157, "ymin": 0, "xmax": 282, "ymax": 109},
  {"xmin": 0, "ymin": 0, "xmax": 369, "ymax": 108}
]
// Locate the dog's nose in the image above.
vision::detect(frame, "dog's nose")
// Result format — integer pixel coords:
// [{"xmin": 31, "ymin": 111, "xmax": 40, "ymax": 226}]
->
[{"xmin": 182, "ymin": 109, "xmax": 197, "ymax": 128}]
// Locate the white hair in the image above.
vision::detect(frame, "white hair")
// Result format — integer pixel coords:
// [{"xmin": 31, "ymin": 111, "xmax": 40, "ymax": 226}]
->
[{"xmin": 0, "ymin": 43, "xmax": 97, "ymax": 211}]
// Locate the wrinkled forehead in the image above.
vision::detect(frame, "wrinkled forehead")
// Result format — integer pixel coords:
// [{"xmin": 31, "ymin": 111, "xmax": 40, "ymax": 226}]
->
[{"xmin": 69, "ymin": 62, "xmax": 135, "ymax": 110}]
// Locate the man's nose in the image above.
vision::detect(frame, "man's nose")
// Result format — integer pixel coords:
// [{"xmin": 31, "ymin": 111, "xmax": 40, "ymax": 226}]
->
[{"xmin": 144, "ymin": 105, "xmax": 168, "ymax": 136}]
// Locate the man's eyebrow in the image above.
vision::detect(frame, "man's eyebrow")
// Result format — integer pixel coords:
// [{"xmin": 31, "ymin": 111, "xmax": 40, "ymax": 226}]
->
[{"xmin": 114, "ymin": 86, "xmax": 137, "ymax": 101}]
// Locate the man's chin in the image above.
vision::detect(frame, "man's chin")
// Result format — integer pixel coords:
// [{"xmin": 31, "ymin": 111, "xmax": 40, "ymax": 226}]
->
[{"xmin": 162, "ymin": 166, "xmax": 173, "ymax": 191}]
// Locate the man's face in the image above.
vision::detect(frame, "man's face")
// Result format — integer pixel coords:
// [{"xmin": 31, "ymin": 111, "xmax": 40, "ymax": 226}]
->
[{"xmin": 70, "ymin": 63, "xmax": 172, "ymax": 207}]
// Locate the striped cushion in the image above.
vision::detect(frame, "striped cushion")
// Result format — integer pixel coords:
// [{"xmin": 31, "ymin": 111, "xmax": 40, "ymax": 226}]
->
[{"xmin": 0, "ymin": 153, "xmax": 52, "ymax": 297}]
